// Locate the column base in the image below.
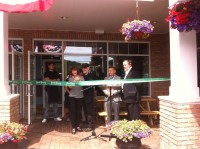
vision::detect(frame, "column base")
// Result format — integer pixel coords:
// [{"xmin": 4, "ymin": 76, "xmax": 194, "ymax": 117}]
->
[
  {"xmin": 0, "ymin": 94, "xmax": 20, "ymax": 123},
  {"xmin": 159, "ymin": 96, "xmax": 200, "ymax": 149}
]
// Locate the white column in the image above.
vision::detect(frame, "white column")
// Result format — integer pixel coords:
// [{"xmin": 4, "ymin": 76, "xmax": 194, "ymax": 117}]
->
[
  {"xmin": 169, "ymin": 30, "xmax": 199, "ymax": 99},
  {"xmin": 0, "ymin": 12, "xmax": 10, "ymax": 98},
  {"xmin": 161, "ymin": 0, "xmax": 200, "ymax": 102}
]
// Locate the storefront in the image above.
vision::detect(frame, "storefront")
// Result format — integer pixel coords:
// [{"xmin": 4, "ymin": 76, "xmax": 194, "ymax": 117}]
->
[{"xmin": 8, "ymin": 34, "xmax": 170, "ymax": 124}]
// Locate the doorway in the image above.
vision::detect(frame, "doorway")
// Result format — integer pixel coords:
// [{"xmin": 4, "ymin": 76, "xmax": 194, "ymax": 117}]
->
[
  {"xmin": 41, "ymin": 60, "xmax": 63, "ymax": 118},
  {"xmin": 33, "ymin": 53, "xmax": 63, "ymax": 119}
]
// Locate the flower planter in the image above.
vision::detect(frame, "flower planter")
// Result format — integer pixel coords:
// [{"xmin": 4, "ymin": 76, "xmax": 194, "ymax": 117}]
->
[
  {"xmin": 0, "ymin": 141, "xmax": 18, "ymax": 149},
  {"xmin": 116, "ymin": 137, "xmax": 141, "ymax": 149},
  {"xmin": 121, "ymin": 19, "xmax": 154, "ymax": 41},
  {"xmin": 166, "ymin": 0, "xmax": 200, "ymax": 32}
]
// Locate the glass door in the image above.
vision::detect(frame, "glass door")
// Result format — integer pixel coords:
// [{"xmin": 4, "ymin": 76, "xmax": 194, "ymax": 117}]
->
[
  {"xmin": 28, "ymin": 51, "xmax": 36, "ymax": 124},
  {"xmin": 11, "ymin": 50, "xmax": 24, "ymax": 119},
  {"xmin": 43, "ymin": 59, "xmax": 63, "ymax": 118}
]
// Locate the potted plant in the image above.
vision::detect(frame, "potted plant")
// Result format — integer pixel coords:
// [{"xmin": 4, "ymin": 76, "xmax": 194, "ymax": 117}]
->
[
  {"xmin": 165, "ymin": 0, "xmax": 200, "ymax": 32},
  {"xmin": 120, "ymin": 19, "xmax": 154, "ymax": 41},
  {"xmin": 0, "ymin": 122, "xmax": 28, "ymax": 148},
  {"xmin": 107, "ymin": 119, "xmax": 152, "ymax": 149}
]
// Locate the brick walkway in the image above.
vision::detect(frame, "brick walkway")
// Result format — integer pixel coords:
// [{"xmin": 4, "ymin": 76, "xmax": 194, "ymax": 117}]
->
[{"xmin": 18, "ymin": 118, "xmax": 160, "ymax": 149}]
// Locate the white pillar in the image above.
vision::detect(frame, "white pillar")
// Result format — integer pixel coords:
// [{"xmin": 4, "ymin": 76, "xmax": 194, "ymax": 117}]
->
[
  {"xmin": 0, "ymin": 12, "xmax": 10, "ymax": 98},
  {"xmin": 169, "ymin": 30, "xmax": 199, "ymax": 99},
  {"xmin": 160, "ymin": 0, "xmax": 200, "ymax": 102}
]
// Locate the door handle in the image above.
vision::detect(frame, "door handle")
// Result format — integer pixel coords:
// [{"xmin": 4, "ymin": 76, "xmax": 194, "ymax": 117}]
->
[
  {"xmin": 26, "ymin": 85, "xmax": 33, "ymax": 96},
  {"xmin": 26, "ymin": 85, "xmax": 28, "ymax": 96}
]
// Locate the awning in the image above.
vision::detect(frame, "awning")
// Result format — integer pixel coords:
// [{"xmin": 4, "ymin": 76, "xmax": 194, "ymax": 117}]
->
[{"xmin": 0, "ymin": 0, "xmax": 55, "ymax": 13}]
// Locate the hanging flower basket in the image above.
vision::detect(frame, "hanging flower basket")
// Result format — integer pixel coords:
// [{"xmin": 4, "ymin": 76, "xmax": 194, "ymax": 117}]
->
[
  {"xmin": 121, "ymin": 19, "xmax": 154, "ymax": 41},
  {"xmin": 165, "ymin": 0, "xmax": 200, "ymax": 32}
]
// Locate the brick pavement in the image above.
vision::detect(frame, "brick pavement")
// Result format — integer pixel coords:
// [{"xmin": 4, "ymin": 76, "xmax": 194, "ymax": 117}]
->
[{"xmin": 18, "ymin": 118, "xmax": 160, "ymax": 149}]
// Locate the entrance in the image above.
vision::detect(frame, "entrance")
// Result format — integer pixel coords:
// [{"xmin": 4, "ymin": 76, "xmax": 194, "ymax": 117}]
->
[
  {"xmin": 42, "ymin": 60, "xmax": 63, "ymax": 118},
  {"xmin": 32, "ymin": 52, "xmax": 64, "ymax": 120}
]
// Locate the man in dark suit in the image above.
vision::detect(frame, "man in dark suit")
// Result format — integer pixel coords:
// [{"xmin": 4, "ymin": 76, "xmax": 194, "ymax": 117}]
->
[{"xmin": 122, "ymin": 59, "xmax": 141, "ymax": 120}]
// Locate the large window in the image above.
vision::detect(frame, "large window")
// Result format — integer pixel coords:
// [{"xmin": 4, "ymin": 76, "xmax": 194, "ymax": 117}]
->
[
  {"xmin": 33, "ymin": 40, "xmax": 150, "ymax": 96},
  {"xmin": 108, "ymin": 42, "xmax": 150, "ymax": 96},
  {"xmin": 8, "ymin": 39, "xmax": 23, "ymax": 80}
]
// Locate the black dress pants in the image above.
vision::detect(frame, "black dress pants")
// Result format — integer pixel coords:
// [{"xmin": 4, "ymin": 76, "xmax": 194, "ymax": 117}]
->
[
  {"xmin": 83, "ymin": 93, "xmax": 95, "ymax": 129},
  {"xmin": 126, "ymin": 102, "xmax": 140, "ymax": 120},
  {"xmin": 69, "ymin": 97, "xmax": 83, "ymax": 129}
]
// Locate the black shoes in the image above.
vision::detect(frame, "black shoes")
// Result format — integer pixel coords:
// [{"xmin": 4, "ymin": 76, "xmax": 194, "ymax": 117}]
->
[
  {"xmin": 72, "ymin": 127, "xmax": 92, "ymax": 134},
  {"xmin": 72, "ymin": 127, "xmax": 83, "ymax": 134},
  {"xmin": 72, "ymin": 128, "xmax": 76, "ymax": 134},
  {"xmin": 76, "ymin": 127, "xmax": 83, "ymax": 132},
  {"xmin": 84, "ymin": 127, "xmax": 92, "ymax": 132}
]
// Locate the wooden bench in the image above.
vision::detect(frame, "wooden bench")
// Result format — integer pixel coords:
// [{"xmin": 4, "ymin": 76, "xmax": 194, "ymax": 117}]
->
[
  {"xmin": 98, "ymin": 111, "xmax": 159, "ymax": 125},
  {"xmin": 98, "ymin": 111, "xmax": 159, "ymax": 117},
  {"xmin": 96, "ymin": 96, "xmax": 159, "ymax": 126}
]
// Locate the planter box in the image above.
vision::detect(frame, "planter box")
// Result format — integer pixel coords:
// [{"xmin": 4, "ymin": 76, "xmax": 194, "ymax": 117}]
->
[{"xmin": 0, "ymin": 141, "xmax": 18, "ymax": 149}]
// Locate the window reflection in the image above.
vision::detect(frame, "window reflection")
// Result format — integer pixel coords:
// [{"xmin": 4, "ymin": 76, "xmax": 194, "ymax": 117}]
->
[
  {"xmin": 65, "ymin": 41, "xmax": 107, "ymax": 54},
  {"xmin": 139, "ymin": 44, "xmax": 149, "ymax": 54},
  {"xmin": 129, "ymin": 43, "xmax": 139, "ymax": 54},
  {"xmin": 119, "ymin": 43, "xmax": 128, "ymax": 54},
  {"xmin": 108, "ymin": 42, "xmax": 149, "ymax": 54},
  {"xmin": 108, "ymin": 43, "xmax": 118, "ymax": 54}
]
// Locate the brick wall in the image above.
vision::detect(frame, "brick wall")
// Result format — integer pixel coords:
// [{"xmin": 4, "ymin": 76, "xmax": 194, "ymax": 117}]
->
[
  {"xmin": 9, "ymin": 29, "xmax": 170, "ymax": 118},
  {"xmin": 150, "ymin": 34, "xmax": 170, "ymax": 98},
  {"xmin": 0, "ymin": 94, "xmax": 20, "ymax": 123},
  {"xmin": 160, "ymin": 99, "xmax": 200, "ymax": 149}
]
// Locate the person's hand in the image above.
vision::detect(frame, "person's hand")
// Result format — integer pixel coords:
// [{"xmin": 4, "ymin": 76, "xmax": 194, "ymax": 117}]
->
[{"xmin": 74, "ymin": 76, "xmax": 83, "ymax": 82}]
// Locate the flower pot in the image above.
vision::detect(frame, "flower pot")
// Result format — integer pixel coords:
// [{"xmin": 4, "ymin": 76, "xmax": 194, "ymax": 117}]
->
[
  {"xmin": 133, "ymin": 31, "xmax": 144, "ymax": 39},
  {"xmin": 116, "ymin": 137, "xmax": 141, "ymax": 149},
  {"xmin": 0, "ymin": 141, "xmax": 18, "ymax": 149}
]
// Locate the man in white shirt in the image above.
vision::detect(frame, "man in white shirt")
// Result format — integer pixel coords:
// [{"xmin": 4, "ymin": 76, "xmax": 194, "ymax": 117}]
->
[{"xmin": 103, "ymin": 66, "xmax": 121, "ymax": 123}]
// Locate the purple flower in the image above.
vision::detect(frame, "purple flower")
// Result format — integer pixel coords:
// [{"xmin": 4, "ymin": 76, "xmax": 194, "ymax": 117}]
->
[
  {"xmin": 121, "ymin": 20, "xmax": 154, "ymax": 41},
  {"xmin": 167, "ymin": 0, "xmax": 200, "ymax": 32},
  {"xmin": 110, "ymin": 119, "xmax": 153, "ymax": 142}
]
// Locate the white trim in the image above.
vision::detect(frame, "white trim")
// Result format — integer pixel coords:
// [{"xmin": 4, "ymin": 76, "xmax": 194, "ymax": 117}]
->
[{"xmin": 33, "ymin": 38, "xmax": 150, "ymax": 44}]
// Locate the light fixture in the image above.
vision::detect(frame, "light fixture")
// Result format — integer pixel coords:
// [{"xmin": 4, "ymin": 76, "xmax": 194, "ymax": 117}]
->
[
  {"xmin": 61, "ymin": 16, "xmax": 68, "ymax": 20},
  {"xmin": 151, "ymin": 21, "xmax": 158, "ymax": 24},
  {"xmin": 95, "ymin": 29, "xmax": 104, "ymax": 34}
]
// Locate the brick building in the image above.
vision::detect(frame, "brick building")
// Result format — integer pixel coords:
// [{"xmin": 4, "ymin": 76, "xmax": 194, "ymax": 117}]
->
[{"xmin": 0, "ymin": 0, "xmax": 200, "ymax": 148}]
